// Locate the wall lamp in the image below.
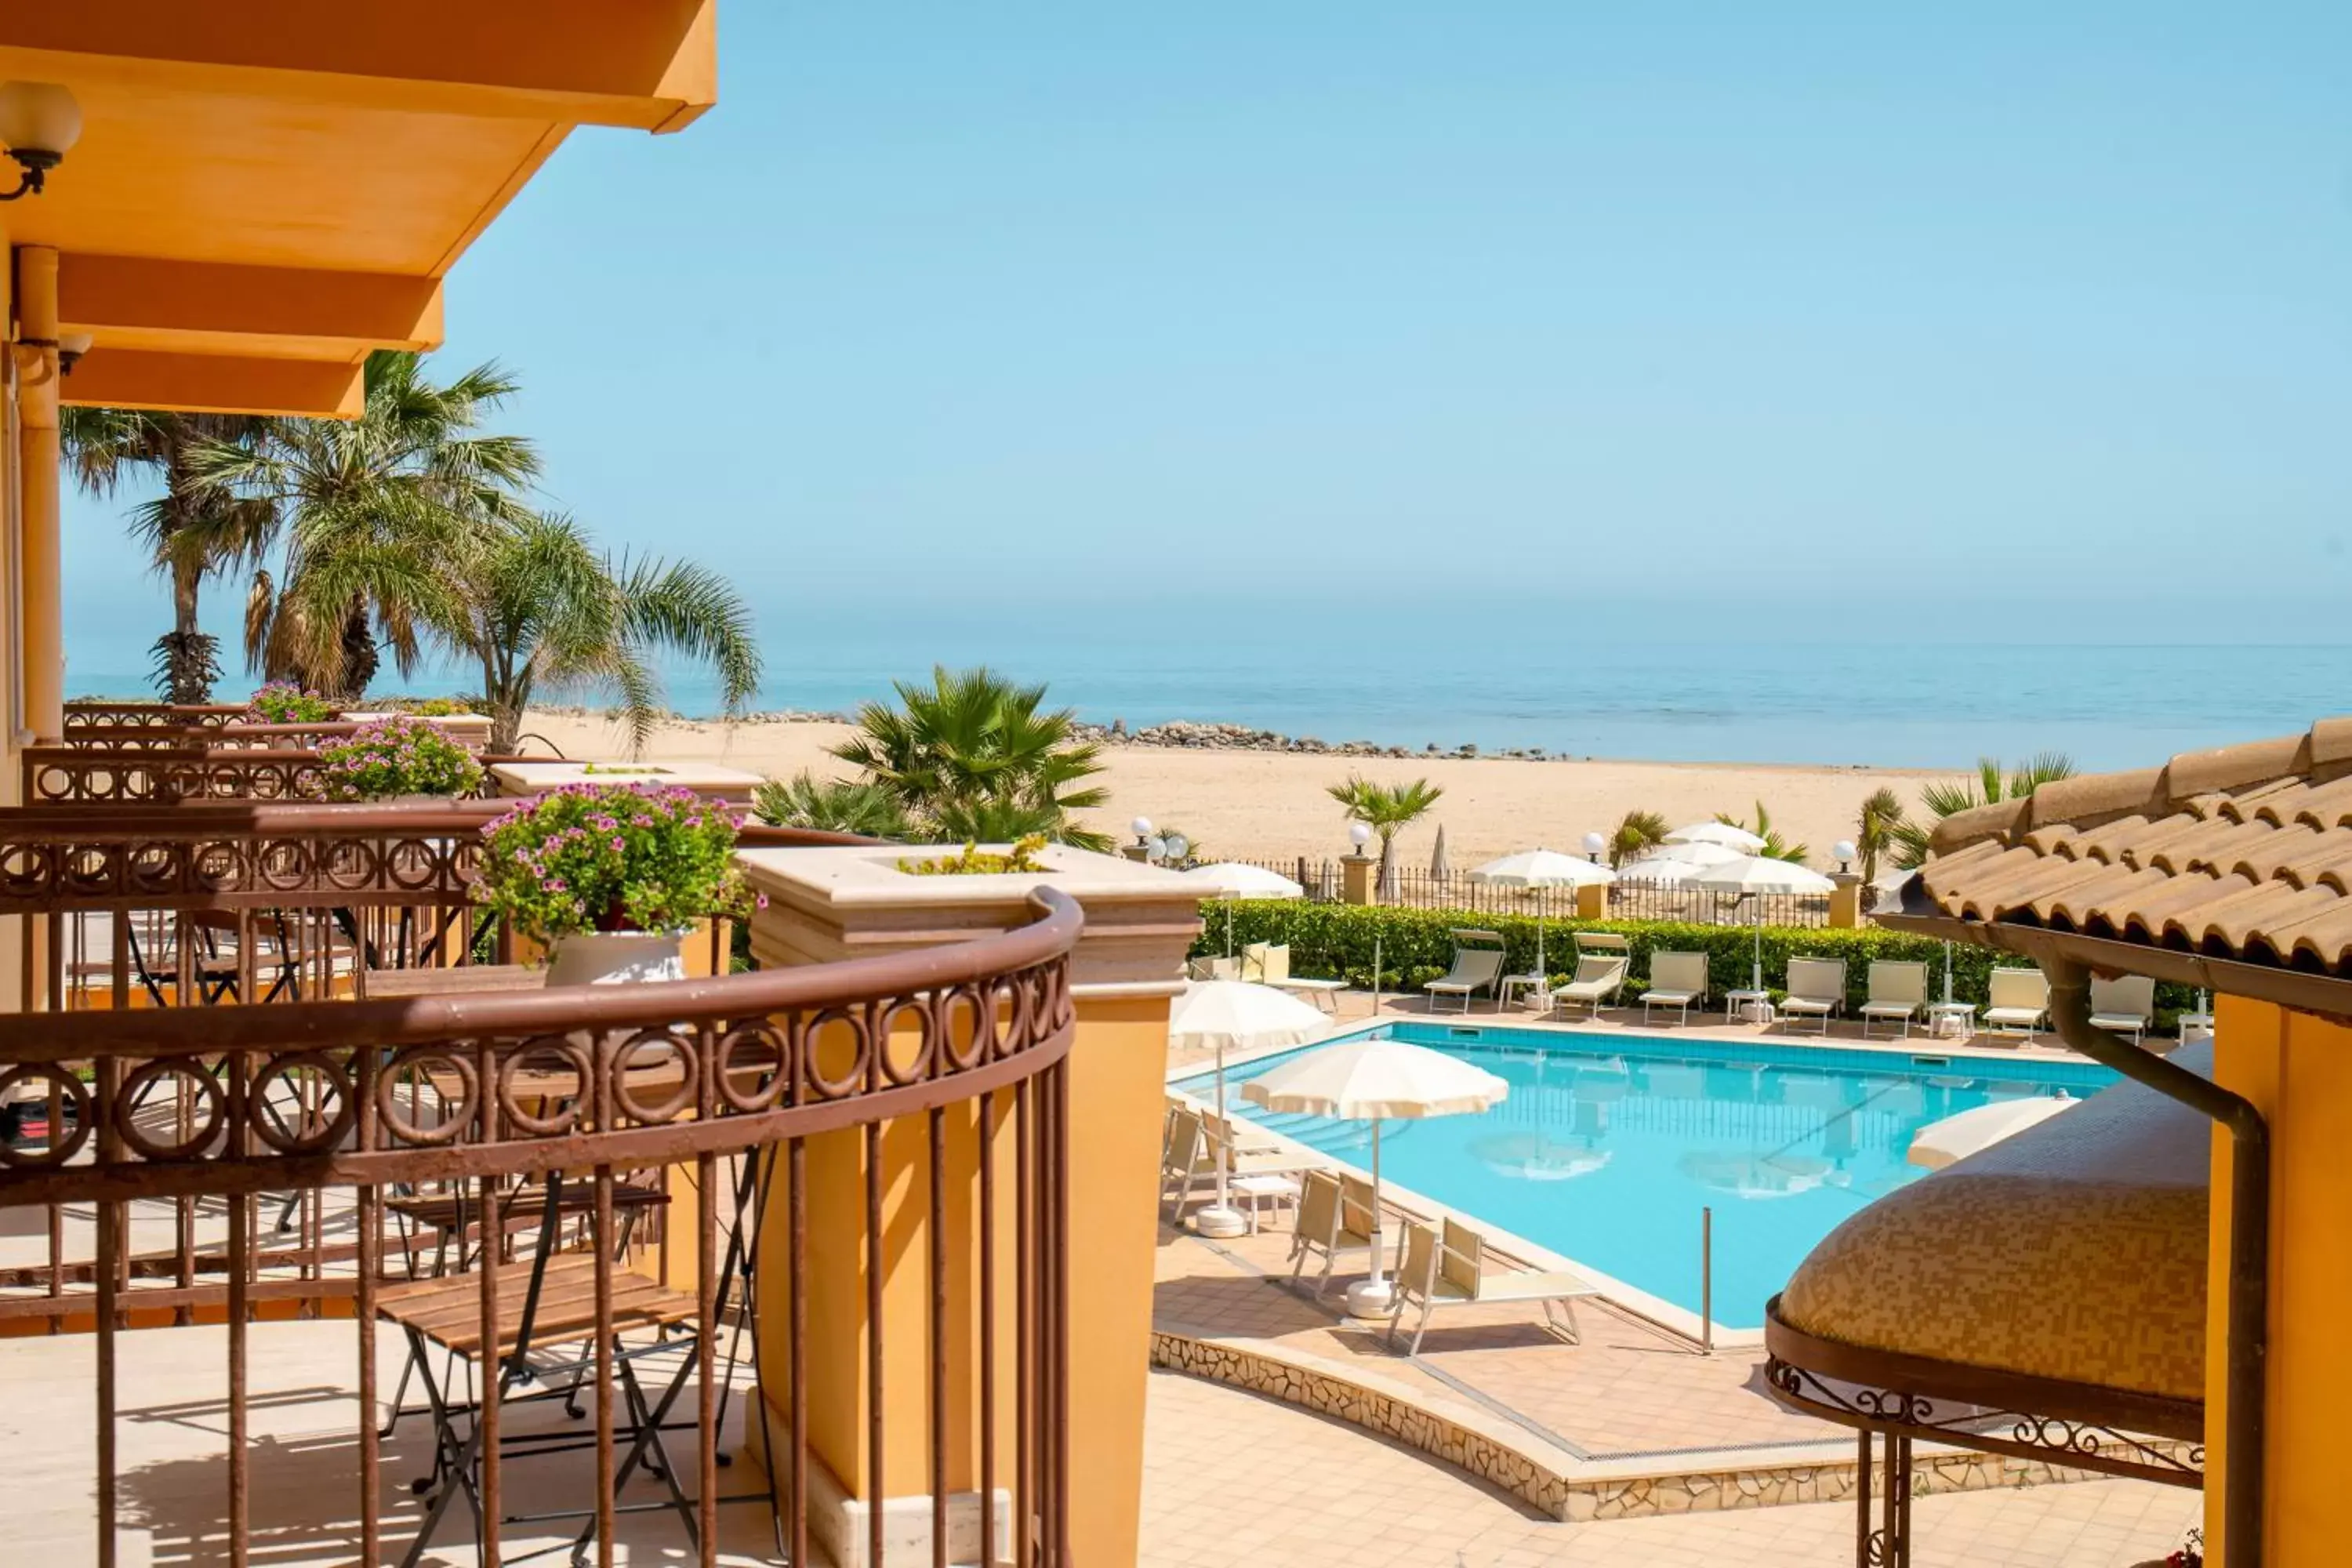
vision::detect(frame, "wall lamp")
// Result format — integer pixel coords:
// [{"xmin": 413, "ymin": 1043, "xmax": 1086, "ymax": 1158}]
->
[
  {"xmin": 0, "ymin": 82, "xmax": 82, "ymax": 201},
  {"xmin": 16, "ymin": 332, "xmax": 94, "ymax": 374}
]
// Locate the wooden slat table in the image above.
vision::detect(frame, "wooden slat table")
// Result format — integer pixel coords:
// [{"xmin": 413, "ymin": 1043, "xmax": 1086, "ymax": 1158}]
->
[{"xmin": 361, "ymin": 963, "xmax": 541, "ymax": 999}]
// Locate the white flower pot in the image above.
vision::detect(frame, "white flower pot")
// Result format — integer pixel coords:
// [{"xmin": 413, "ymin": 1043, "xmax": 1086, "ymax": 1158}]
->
[{"xmin": 546, "ymin": 930, "xmax": 688, "ymax": 987}]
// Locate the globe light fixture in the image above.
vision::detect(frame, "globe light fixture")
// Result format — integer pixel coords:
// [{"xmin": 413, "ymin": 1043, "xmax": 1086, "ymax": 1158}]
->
[
  {"xmin": 1347, "ymin": 822, "xmax": 1372, "ymax": 854},
  {"xmin": 1833, "ymin": 839, "xmax": 1857, "ymax": 873},
  {"xmin": 0, "ymin": 82, "xmax": 82, "ymax": 201},
  {"xmin": 1131, "ymin": 815, "xmax": 1154, "ymax": 851},
  {"xmin": 1582, "ymin": 831, "xmax": 1606, "ymax": 860}
]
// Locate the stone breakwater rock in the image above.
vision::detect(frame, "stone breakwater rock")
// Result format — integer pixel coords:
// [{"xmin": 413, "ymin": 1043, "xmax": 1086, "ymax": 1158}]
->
[
  {"xmin": 1070, "ymin": 719, "xmax": 1413, "ymax": 757},
  {"xmin": 735, "ymin": 709, "xmax": 856, "ymax": 725}
]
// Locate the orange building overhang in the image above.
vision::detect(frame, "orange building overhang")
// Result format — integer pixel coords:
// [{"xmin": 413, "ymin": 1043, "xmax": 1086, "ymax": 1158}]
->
[{"xmin": 2, "ymin": 0, "xmax": 717, "ymax": 416}]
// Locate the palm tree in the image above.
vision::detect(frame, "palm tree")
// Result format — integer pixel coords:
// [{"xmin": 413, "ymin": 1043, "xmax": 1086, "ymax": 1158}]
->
[
  {"xmin": 60, "ymin": 408, "xmax": 278, "ymax": 702},
  {"xmin": 1606, "ymin": 808, "xmax": 1670, "ymax": 869},
  {"xmin": 1716, "ymin": 800, "xmax": 1809, "ymax": 863},
  {"xmin": 193, "ymin": 350, "xmax": 539, "ymax": 699},
  {"xmin": 754, "ymin": 772, "xmax": 916, "ymax": 840},
  {"xmin": 1854, "ymin": 786, "xmax": 1908, "ymax": 887},
  {"xmin": 1891, "ymin": 754, "xmax": 2074, "ymax": 869},
  {"xmin": 1326, "ymin": 775, "xmax": 1445, "ymax": 888},
  {"xmin": 437, "ymin": 512, "xmax": 760, "ymax": 755},
  {"xmin": 831, "ymin": 667, "xmax": 1111, "ymax": 851}
]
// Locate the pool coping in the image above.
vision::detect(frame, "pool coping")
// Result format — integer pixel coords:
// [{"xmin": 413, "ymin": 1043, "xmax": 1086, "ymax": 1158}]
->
[{"xmin": 1167, "ymin": 1010, "xmax": 2115, "ymax": 1347}]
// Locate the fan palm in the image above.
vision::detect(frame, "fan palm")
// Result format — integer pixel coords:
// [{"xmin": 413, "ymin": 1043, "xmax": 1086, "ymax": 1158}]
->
[
  {"xmin": 1326, "ymin": 775, "xmax": 1445, "ymax": 887},
  {"xmin": 59, "ymin": 408, "xmax": 278, "ymax": 702},
  {"xmin": 439, "ymin": 513, "xmax": 761, "ymax": 755},
  {"xmin": 832, "ymin": 667, "xmax": 1111, "ymax": 851},
  {"xmin": 1606, "ymin": 808, "xmax": 1670, "ymax": 869},
  {"xmin": 754, "ymin": 772, "xmax": 916, "ymax": 840},
  {"xmin": 1890, "ymin": 754, "xmax": 2074, "ymax": 870},
  {"xmin": 1715, "ymin": 800, "xmax": 1809, "ymax": 863},
  {"xmin": 1854, "ymin": 787, "xmax": 1908, "ymax": 887},
  {"xmin": 191, "ymin": 350, "xmax": 539, "ymax": 699}
]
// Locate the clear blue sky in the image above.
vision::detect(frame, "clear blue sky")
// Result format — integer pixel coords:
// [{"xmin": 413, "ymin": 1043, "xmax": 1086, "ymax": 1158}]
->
[{"xmin": 64, "ymin": 2, "xmax": 2352, "ymax": 687}]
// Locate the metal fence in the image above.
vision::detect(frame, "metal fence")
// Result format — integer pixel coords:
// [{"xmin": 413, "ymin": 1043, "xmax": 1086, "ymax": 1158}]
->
[{"xmin": 1219, "ymin": 860, "xmax": 1832, "ymax": 928}]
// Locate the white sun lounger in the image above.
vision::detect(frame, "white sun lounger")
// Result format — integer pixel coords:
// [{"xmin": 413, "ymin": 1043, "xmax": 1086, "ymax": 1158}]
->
[
  {"xmin": 1424, "ymin": 931, "xmax": 1505, "ymax": 1013},
  {"xmin": 1984, "ymin": 967, "xmax": 2052, "ymax": 1040},
  {"xmin": 1245, "ymin": 941, "xmax": 1347, "ymax": 1012},
  {"xmin": 1288, "ymin": 1171, "xmax": 1386, "ymax": 1299},
  {"xmin": 1639, "ymin": 950, "xmax": 1710, "ymax": 1026},
  {"xmin": 1777, "ymin": 957, "xmax": 1848, "ymax": 1035},
  {"xmin": 1386, "ymin": 1216, "xmax": 1598, "ymax": 1356},
  {"xmin": 1859, "ymin": 960, "xmax": 1928, "ymax": 1039},
  {"xmin": 2089, "ymin": 974, "xmax": 2157, "ymax": 1045}
]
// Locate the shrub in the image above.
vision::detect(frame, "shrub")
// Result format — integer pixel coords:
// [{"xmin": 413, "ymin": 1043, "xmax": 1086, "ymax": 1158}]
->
[
  {"xmin": 318, "ymin": 717, "xmax": 485, "ymax": 801},
  {"xmin": 474, "ymin": 784, "xmax": 756, "ymax": 944},
  {"xmin": 246, "ymin": 681, "xmax": 336, "ymax": 724},
  {"xmin": 1191, "ymin": 900, "xmax": 2202, "ymax": 1022},
  {"xmin": 898, "ymin": 836, "xmax": 1049, "ymax": 876}
]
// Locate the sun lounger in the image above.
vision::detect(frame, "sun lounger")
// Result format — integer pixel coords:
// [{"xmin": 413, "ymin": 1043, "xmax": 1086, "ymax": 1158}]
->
[
  {"xmin": 1984, "ymin": 967, "xmax": 2051, "ymax": 1040},
  {"xmin": 1288, "ymin": 1170, "xmax": 1384, "ymax": 1298},
  {"xmin": 1777, "ymin": 957, "xmax": 1847, "ymax": 1035},
  {"xmin": 1548, "ymin": 933, "xmax": 1632, "ymax": 1020},
  {"xmin": 1424, "ymin": 930, "xmax": 1505, "ymax": 1013},
  {"xmin": 1385, "ymin": 1216, "xmax": 1598, "ymax": 1356},
  {"xmin": 1639, "ymin": 950, "xmax": 1710, "ymax": 1026},
  {"xmin": 1859, "ymin": 960, "xmax": 1929, "ymax": 1039},
  {"xmin": 2089, "ymin": 974, "xmax": 2157, "ymax": 1045},
  {"xmin": 1245, "ymin": 941, "xmax": 1348, "ymax": 1012},
  {"xmin": 1188, "ymin": 955, "xmax": 1240, "ymax": 982}
]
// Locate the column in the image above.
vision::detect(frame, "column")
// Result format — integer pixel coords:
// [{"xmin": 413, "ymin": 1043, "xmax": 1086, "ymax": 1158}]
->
[{"xmin": 14, "ymin": 245, "xmax": 60, "ymax": 743}]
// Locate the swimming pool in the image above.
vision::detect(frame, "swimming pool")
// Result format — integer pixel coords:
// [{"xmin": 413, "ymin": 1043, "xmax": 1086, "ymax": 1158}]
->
[{"xmin": 1174, "ymin": 1022, "xmax": 2117, "ymax": 1330}]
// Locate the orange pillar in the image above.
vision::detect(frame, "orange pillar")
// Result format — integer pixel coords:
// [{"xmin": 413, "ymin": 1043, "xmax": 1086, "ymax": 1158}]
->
[{"xmin": 14, "ymin": 245, "xmax": 61, "ymax": 743}]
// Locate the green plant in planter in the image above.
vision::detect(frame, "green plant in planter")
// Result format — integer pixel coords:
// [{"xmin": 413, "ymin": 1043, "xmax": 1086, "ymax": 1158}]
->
[
  {"xmin": 318, "ymin": 715, "xmax": 485, "ymax": 800},
  {"xmin": 245, "ymin": 681, "xmax": 336, "ymax": 724},
  {"xmin": 898, "ymin": 835, "xmax": 1050, "ymax": 876},
  {"xmin": 396, "ymin": 696, "xmax": 474, "ymax": 717},
  {"xmin": 474, "ymin": 783, "xmax": 756, "ymax": 945}
]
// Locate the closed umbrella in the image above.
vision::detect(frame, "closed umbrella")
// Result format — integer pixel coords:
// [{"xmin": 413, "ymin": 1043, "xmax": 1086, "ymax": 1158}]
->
[
  {"xmin": 1428, "ymin": 823, "xmax": 1450, "ymax": 881},
  {"xmin": 1169, "ymin": 980, "xmax": 1331, "ymax": 1237},
  {"xmin": 1689, "ymin": 855, "xmax": 1838, "ymax": 993},
  {"xmin": 1468, "ymin": 848, "xmax": 1615, "ymax": 985},
  {"xmin": 1907, "ymin": 1094, "xmax": 2074, "ymax": 1171},
  {"xmin": 1665, "ymin": 821, "xmax": 1766, "ymax": 853},
  {"xmin": 1243, "ymin": 1039, "xmax": 1508, "ymax": 1315}
]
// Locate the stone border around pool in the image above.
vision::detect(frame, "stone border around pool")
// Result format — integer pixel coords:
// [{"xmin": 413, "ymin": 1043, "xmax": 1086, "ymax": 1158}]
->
[{"xmin": 1151, "ymin": 1326, "xmax": 2176, "ymax": 1523}]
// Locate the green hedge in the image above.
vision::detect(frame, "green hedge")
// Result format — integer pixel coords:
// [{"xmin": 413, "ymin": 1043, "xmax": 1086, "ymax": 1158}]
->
[{"xmin": 1192, "ymin": 900, "xmax": 2201, "ymax": 1024}]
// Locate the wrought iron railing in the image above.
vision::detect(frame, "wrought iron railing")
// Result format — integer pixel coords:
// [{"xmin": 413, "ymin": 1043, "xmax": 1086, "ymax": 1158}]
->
[
  {"xmin": 22, "ymin": 744, "xmax": 333, "ymax": 804},
  {"xmin": 0, "ymin": 829, "xmax": 1080, "ymax": 1566},
  {"xmin": 64, "ymin": 701, "xmax": 254, "ymax": 730}
]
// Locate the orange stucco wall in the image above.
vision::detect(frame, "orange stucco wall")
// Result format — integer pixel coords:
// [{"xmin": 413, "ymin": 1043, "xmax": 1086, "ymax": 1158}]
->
[{"xmin": 2207, "ymin": 994, "xmax": 2352, "ymax": 1567}]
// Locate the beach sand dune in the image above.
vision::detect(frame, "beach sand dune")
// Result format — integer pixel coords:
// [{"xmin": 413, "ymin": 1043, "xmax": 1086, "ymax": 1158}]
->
[{"xmin": 522, "ymin": 712, "xmax": 1955, "ymax": 872}]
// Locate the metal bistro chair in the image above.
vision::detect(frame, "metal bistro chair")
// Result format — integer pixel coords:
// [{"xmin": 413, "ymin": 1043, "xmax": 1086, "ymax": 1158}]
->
[{"xmin": 375, "ymin": 1172, "xmax": 716, "ymax": 1568}]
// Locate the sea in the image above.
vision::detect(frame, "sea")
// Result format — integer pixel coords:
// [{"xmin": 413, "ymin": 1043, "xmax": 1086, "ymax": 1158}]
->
[{"xmin": 78, "ymin": 631, "xmax": 2352, "ymax": 775}]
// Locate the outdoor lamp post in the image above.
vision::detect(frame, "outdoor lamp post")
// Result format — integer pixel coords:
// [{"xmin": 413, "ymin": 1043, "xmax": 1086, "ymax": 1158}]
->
[
  {"xmin": 1582, "ymin": 830, "xmax": 1606, "ymax": 860},
  {"xmin": 1127, "ymin": 815, "xmax": 1155, "ymax": 862},
  {"xmin": 1833, "ymin": 839, "xmax": 1857, "ymax": 875},
  {"xmin": 1348, "ymin": 822, "xmax": 1372, "ymax": 854}
]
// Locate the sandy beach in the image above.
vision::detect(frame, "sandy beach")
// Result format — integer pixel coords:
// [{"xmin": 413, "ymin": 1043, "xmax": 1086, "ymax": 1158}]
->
[{"xmin": 523, "ymin": 712, "xmax": 1957, "ymax": 871}]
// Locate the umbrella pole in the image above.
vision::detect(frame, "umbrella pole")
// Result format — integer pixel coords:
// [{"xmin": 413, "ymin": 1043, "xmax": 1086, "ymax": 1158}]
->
[
  {"xmin": 1373, "ymin": 933, "xmax": 1383, "ymax": 1018},
  {"xmin": 1344, "ymin": 1116, "xmax": 1396, "ymax": 1317},
  {"xmin": 1751, "ymin": 898, "xmax": 1764, "ymax": 993},
  {"xmin": 1195, "ymin": 1040, "xmax": 1247, "ymax": 1238}
]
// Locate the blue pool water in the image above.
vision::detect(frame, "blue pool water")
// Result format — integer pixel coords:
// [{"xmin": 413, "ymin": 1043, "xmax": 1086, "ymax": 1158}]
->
[{"xmin": 1175, "ymin": 1022, "xmax": 2117, "ymax": 1330}]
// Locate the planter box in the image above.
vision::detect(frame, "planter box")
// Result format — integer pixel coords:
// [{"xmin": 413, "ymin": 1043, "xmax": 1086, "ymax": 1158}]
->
[{"xmin": 488, "ymin": 759, "xmax": 762, "ymax": 802}]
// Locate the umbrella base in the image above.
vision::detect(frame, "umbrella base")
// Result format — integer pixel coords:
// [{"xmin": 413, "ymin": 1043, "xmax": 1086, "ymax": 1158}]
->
[
  {"xmin": 1343, "ymin": 1278, "xmax": 1399, "ymax": 1319},
  {"xmin": 1189, "ymin": 1205, "xmax": 1251, "ymax": 1239}
]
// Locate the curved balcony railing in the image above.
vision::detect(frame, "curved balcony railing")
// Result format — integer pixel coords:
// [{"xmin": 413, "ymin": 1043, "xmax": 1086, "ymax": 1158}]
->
[
  {"xmin": 0, "ymin": 858, "xmax": 1081, "ymax": 1566},
  {"xmin": 64, "ymin": 701, "xmax": 253, "ymax": 730}
]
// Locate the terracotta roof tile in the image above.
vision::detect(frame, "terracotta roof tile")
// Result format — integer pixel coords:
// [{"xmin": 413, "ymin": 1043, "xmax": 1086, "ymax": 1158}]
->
[{"xmin": 1909, "ymin": 718, "xmax": 2352, "ymax": 977}]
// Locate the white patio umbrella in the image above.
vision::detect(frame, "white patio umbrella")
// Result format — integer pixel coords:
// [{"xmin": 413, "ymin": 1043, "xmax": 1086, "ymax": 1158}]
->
[
  {"xmin": 1168, "ymin": 980, "xmax": 1330, "ymax": 1237},
  {"xmin": 1665, "ymin": 821, "xmax": 1766, "ymax": 853},
  {"xmin": 1468, "ymin": 848, "xmax": 1615, "ymax": 982},
  {"xmin": 1688, "ymin": 855, "xmax": 1838, "ymax": 993},
  {"xmin": 1181, "ymin": 862, "xmax": 1305, "ymax": 956},
  {"xmin": 1907, "ymin": 1094, "xmax": 2074, "ymax": 1171},
  {"xmin": 1243, "ymin": 1039, "xmax": 1508, "ymax": 1315}
]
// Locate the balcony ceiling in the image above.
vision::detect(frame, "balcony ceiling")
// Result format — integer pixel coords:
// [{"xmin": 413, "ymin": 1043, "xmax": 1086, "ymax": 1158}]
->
[{"xmin": 1, "ymin": 1, "xmax": 715, "ymax": 416}]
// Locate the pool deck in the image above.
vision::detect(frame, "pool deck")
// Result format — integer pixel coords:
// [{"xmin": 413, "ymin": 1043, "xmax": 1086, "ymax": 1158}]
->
[{"xmin": 1154, "ymin": 989, "xmax": 2187, "ymax": 1523}]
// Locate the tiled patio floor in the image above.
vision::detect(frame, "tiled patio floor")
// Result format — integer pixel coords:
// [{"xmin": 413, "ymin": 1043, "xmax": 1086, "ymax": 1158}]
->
[
  {"xmin": 1139, "ymin": 1368, "xmax": 2198, "ymax": 1568},
  {"xmin": 1154, "ymin": 1218, "xmax": 1826, "ymax": 1461}
]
